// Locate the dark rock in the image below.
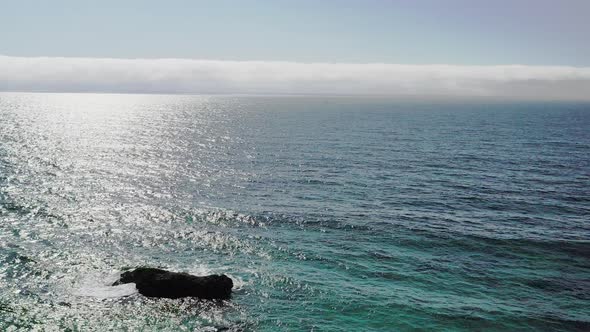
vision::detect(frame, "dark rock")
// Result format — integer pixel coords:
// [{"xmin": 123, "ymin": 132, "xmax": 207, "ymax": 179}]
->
[{"xmin": 113, "ymin": 267, "xmax": 233, "ymax": 299}]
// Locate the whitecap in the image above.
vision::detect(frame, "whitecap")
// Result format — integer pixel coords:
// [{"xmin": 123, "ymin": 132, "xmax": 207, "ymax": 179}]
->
[{"xmin": 71, "ymin": 271, "xmax": 138, "ymax": 298}]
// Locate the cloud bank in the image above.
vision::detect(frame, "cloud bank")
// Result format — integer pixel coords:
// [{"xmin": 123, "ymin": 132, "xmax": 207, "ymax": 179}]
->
[{"xmin": 1, "ymin": 55, "xmax": 589, "ymax": 100}]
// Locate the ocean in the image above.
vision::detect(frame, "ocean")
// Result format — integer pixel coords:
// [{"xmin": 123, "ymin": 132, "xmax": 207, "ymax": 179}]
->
[{"xmin": 0, "ymin": 93, "xmax": 588, "ymax": 331}]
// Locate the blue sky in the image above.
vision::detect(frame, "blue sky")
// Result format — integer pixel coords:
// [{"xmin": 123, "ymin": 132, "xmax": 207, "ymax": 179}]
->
[
  {"xmin": 1, "ymin": 0, "xmax": 589, "ymax": 66},
  {"xmin": 1, "ymin": 1, "xmax": 589, "ymax": 99}
]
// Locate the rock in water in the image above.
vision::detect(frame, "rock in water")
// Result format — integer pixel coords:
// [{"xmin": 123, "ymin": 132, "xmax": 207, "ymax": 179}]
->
[{"xmin": 113, "ymin": 267, "xmax": 233, "ymax": 299}]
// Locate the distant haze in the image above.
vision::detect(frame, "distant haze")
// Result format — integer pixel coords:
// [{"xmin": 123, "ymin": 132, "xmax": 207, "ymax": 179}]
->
[{"xmin": 1, "ymin": 55, "xmax": 589, "ymax": 100}]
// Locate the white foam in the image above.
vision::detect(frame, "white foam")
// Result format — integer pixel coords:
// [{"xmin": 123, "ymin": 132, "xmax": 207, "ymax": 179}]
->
[{"xmin": 71, "ymin": 271, "xmax": 138, "ymax": 298}]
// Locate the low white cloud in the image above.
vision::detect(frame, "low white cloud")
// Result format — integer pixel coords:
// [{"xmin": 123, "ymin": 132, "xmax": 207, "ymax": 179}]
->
[{"xmin": 0, "ymin": 55, "xmax": 589, "ymax": 99}]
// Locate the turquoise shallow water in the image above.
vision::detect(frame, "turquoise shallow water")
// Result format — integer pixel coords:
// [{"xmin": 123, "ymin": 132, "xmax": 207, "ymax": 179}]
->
[{"xmin": 0, "ymin": 93, "xmax": 589, "ymax": 331}]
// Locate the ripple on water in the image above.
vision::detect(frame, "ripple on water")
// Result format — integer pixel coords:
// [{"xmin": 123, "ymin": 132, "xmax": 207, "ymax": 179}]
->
[{"xmin": 0, "ymin": 93, "xmax": 589, "ymax": 331}]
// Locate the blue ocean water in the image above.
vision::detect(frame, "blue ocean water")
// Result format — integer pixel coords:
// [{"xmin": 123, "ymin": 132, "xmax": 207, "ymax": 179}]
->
[{"xmin": 0, "ymin": 93, "xmax": 588, "ymax": 331}]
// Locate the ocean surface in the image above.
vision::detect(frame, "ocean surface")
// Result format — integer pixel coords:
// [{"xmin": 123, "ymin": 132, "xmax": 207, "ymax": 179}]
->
[{"xmin": 0, "ymin": 92, "xmax": 588, "ymax": 331}]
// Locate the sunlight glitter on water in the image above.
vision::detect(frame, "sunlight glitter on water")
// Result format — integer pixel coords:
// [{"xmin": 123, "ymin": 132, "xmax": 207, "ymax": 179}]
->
[{"xmin": 0, "ymin": 93, "xmax": 589, "ymax": 331}]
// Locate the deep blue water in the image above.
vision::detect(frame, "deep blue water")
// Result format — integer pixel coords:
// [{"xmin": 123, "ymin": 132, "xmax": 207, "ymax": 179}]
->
[{"xmin": 0, "ymin": 93, "xmax": 589, "ymax": 331}]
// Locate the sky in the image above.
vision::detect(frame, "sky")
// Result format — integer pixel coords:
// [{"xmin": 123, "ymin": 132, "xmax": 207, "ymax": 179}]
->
[{"xmin": 1, "ymin": 0, "xmax": 589, "ymax": 99}]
